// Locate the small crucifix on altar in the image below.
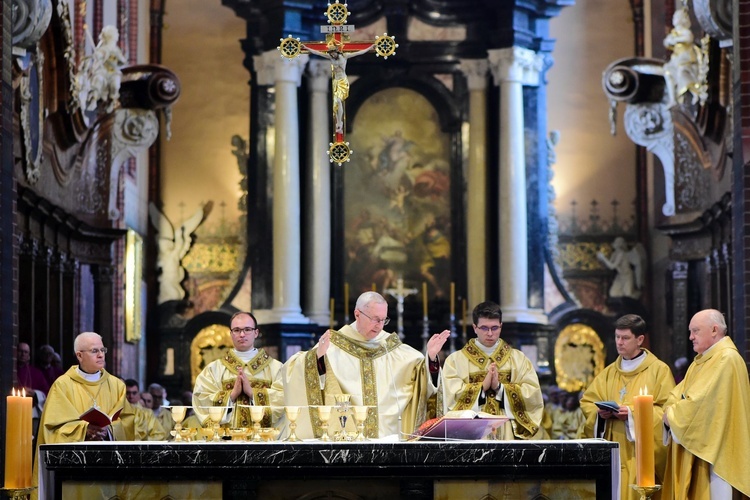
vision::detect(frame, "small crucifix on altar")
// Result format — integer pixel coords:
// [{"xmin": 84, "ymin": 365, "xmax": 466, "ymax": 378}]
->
[
  {"xmin": 277, "ymin": 1, "xmax": 397, "ymax": 166},
  {"xmin": 384, "ymin": 277, "xmax": 418, "ymax": 341}
]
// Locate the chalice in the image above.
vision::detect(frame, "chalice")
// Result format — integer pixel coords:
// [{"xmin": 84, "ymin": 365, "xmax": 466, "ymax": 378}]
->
[
  {"xmin": 284, "ymin": 406, "xmax": 301, "ymax": 442},
  {"xmin": 334, "ymin": 394, "xmax": 351, "ymax": 441},
  {"xmin": 207, "ymin": 406, "xmax": 225, "ymax": 442},
  {"xmin": 315, "ymin": 405, "xmax": 333, "ymax": 441},
  {"xmin": 249, "ymin": 405, "xmax": 265, "ymax": 442},
  {"xmin": 351, "ymin": 405, "xmax": 369, "ymax": 441},
  {"xmin": 169, "ymin": 406, "xmax": 188, "ymax": 442}
]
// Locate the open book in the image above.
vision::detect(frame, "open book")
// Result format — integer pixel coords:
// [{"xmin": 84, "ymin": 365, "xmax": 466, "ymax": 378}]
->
[
  {"xmin": 79, "ymin": 407, "xmax": 123, "ymax": 427},
  {"xmin": 411, "ymin": 410, "xmax": 510, "ymax": 441},
  {"xmin": 594, "ymin": 401, "xmax": 620, "ymax": 412}
]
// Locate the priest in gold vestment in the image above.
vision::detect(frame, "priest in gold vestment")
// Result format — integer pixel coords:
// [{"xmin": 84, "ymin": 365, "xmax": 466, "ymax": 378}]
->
[
  {"xmin": 33, "ymin": 332, "xmax": 128, "ymax": 497},
  {"xmin": 580, "ymin": 314, "xmax": 675, "ymax": 500},
  {"xmin": 280, "ymin": 292, "xmax": 450, "ymax": 440},
  {"xmin": 662, "ymin": 309, "xmax": 750, "ymax": 499},
  {"xmin": 439, "ymin": 301, "xmax": 544, "ymax": 439},
  {"xmin": 193, "ymin": 311, "xmax": 284, "ymax": 429}
]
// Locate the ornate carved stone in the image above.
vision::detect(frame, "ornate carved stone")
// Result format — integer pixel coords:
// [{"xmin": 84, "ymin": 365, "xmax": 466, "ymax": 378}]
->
[{"xmin": 11, "ymin": 0, "xmax": 52, "ymax": 50}]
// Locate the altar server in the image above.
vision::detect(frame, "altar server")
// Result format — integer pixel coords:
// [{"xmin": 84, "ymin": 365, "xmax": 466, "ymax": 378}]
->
[
  {"xmin": 662, "ymin": 309, "xmax": 750, "ymax": 499},
  {"xmin": 192, "ymin": 311, "xmax": 284, "ymax": 429},
  {"xmin": 440, "ymin": 301, "xmax": 544, "ymax": 439},
  {"xmin": 580, "ymin": 314, "xmax": 675, "ymax": 500}
]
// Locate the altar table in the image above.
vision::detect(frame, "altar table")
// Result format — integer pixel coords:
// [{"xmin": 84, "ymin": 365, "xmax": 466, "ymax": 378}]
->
[{"xmin": 39, "ymin": 439, "xmax": 619, "ymax": 499}]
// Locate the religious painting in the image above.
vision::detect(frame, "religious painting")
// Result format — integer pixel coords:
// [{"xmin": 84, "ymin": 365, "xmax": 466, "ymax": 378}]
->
[{"xmin": 345, "ymin": 87, "xmax": 451, "ymax": 298}]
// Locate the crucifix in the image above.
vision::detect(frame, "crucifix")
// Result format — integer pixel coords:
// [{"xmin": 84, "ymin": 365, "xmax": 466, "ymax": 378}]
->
[
  {"xmin": 384, "ymin": 277, "xmax": 418, "ymax": 341},
  {"xmin": 277, "ymin": 1, "xmax": 397, "ymax": 165}
]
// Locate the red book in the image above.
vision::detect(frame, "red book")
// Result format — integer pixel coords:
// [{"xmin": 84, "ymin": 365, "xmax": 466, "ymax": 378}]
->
[{"xmin": 79, "ymin": 407, "xmax": 123, "ymax": 427}]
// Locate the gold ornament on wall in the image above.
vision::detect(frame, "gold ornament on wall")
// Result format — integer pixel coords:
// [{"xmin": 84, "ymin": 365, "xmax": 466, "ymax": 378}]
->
[{"xmin": 554, "ymin": 323, "xmax": 605, "ymax": 392}]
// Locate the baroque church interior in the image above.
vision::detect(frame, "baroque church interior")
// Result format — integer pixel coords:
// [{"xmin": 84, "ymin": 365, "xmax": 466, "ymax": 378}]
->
[{"xmin": 1, "ymin": 0, "xmax": 748, "ymax": 489}]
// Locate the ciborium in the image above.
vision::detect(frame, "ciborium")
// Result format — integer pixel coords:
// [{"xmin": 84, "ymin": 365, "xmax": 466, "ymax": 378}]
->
[{"xmin": 334, "ymin": 394, "xmax": 352, "ymax": 441}]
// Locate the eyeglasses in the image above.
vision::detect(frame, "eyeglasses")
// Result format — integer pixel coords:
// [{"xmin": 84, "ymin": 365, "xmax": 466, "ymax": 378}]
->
[
  {"xmin": 78, "ymin": 347, "xmax": 108, "ymax": 355},
  {"xmin": 357, "ymin": 310, "xmax": 390, "ymax": 326},
  {"xmin": 231, "ymin": 327, "xmax": 258, "ymax": 335},
  {"xmin": 475, "ymin": 325, "xmax": 501, "ymax": 333}
]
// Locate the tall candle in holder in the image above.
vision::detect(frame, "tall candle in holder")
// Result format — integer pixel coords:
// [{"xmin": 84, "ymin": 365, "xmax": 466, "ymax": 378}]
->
[
  {"xmin": 449, "ymin": 282, "xmax": 455, "ymax": 316},
  {"xmin": 4, "ymin": 388, "xmax": 32, "ymax": 488},
  {"xmin": 422, "ymin": 282, "xmax": 428, "ymax": 317},
  {"xmin": 633, "ymin": 387, "xmax": 655, "ymax": 487}
]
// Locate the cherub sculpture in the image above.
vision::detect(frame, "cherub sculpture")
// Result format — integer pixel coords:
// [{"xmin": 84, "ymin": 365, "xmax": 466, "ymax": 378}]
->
[
  {"xmin": 663, "ymin": 8, "xmax": 709, "ymax": 108},
  {"xmin": 148, "ymin": 201, "xmax": 213, "ymax": 304},
  {"xmin": 79, "ymin": 25, "xmax": 127, "ymax": 113}
]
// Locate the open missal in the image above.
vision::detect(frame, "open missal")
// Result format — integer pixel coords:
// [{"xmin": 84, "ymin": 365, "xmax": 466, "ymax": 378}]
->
[
  {"xmin": 411, "ymin": 410, "xmax": 510, "ymax": 441},
  {"xmin": 79, "ymin": 407, "xmax": 123, "ymax": 427},
  {"xmin": 594, "ymin": 401, "xmax": 620, "ymax": 412}
]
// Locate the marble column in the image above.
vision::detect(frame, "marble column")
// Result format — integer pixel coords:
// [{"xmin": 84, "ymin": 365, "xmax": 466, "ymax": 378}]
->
[
  {"xmin": 304, "ymin": 60, "xmax": 332, "ymax": 326},
  {"xmin": 253, "ymin": 50, "xmax": 309, "ymax": 324},
  {"xmin": 488, "ymin": 47, "xmax": 547, "ymax": 324},
  {"xmin": 459, "ymin": 59, "xmax": 488, "ymax": 309}
]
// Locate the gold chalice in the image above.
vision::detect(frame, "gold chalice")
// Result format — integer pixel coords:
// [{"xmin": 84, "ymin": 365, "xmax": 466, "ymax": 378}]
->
[
  {"xmin": 334, "ymin": 394, "xmax": 351, "ymax": 441},
  {"xmin": 179, "ymin": 427, "xmax": 198, "ymax": 442},
  {"xmin": 249, "ymin": 405, "xmax": 265, "ymax": 442},
  {"xmin": 315, "ymin": 405, "xmax": 333, "ymax": 441},
  {"xmin": 169, "ymin": 406, "xmax": 188, "ymax": 442},
  {"xmin": 207, "ymin": 406, "xmax": 225, "ymax": 442},
  {"xmin": 258, "ymin": 427, "xmax": 280, "ymax": 442},
  {"xmin": 284, "ymin": 406, "xmax": 301, "ymax": 442},
  {"xmin": 351, "ymin": 405, "xmax": 369, "ymax": 442}
]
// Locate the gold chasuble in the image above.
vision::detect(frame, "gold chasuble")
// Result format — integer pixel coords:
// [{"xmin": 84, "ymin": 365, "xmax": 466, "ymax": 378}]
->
[
  {"xmin": 662, "ymin": 337, "xmax": 750, "ymax": 499},
  {"xmin": 439, "ymin": 338, "xmax": 544, "ymax": 439},
  {"xmin": 33, "ymin": 367, "xmax": 127, "ymax": 496},
  {"xmin": 193, "ymin": 348, "xmax": 283, "ymax": 429},
  {"xmin": 281, "ymin": 324, "xmax": 433, "ymax": 440},
  {"xmin": 580, "ymin": 350, "xmax": 675, "ymax": 500},
  {"xmin": 113, "ymin": 401, "xmax": 167, "ymax": 441}
]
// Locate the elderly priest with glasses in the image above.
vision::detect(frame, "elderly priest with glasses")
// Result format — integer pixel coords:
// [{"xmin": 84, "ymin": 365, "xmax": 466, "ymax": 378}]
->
[
  {"xmin": 192, "ymin": 311, "xmax": 284, "ymax": 429},
  {"xmin": 281, "ymin": 291, "xmax": 451, "ymax": 440}
]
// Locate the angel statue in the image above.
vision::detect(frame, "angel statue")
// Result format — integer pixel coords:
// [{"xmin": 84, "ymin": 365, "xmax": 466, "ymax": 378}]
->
[
  {"xmin": 78, "ymin": 25, "xmax": 128, "ymax": 113},
  {"xmin": 597, "ymin": 237, "xmax": 646, "ymax": 299},
  {"xmin": 149, "ymin": 201, "xmax": 213, "ymax": 304},
  {"xmin": 662, "ymin": 7, "xmax": 709, "ymax": 108}
]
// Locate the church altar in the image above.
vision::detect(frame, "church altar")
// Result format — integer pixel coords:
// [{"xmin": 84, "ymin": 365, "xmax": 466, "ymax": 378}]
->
[{"xmin": 39, "ymin": 439, "xmax": 619, "ymax": 499}]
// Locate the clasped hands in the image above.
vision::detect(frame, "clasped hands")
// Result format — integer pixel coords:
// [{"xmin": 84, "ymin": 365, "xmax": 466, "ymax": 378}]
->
[
  {"xmin": 230, "ymin": 369, "xmax": 254, "ymax": 402},
  {"xmin": 483, "ymin": 362, "xmax": 500, "ymax": 394}
]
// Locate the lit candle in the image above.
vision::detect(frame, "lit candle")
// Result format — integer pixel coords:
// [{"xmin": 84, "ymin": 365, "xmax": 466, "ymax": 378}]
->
[
  {"xmin": 5, "ymin": 388, "xmax": 31, "ymax": 488},
  {"xmin": 21, "ymin": 390, "xmax": 32, "ymax": 487},
  {"xmin": 344, "ymin": 283, "xmax": 349, "ymax": 311},
  {"xmin": 450, "ymin": 282, "xmax": 455, "ymax": 316},
  {"xmin": 422, "ymin": 282, "xmax": 428, "ymax": 317},
  {"xmin": 329, "ymin": 298, "xmax": 335, "ymax": 331},
  {"xmin": 633, "ymin": 387, "xmax": 655, "ymax": 487}
]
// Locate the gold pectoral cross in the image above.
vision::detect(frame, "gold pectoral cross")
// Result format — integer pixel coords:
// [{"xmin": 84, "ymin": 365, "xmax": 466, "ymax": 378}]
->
[{"xmin": 277, "ymin": 1, "xmax": 397, "ymax": 166}]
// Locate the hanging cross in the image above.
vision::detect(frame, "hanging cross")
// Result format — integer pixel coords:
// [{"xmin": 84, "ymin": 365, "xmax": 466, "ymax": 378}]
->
[
  {"xmin": 277, "ymin": 1, "xmax": 397, "ymax": 166},
  {"xmin": 384, "ymin": 277, "xmax": 418, "ymax": 341}
]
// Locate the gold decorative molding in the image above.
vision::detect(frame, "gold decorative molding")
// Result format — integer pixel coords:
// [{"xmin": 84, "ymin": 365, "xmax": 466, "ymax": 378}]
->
[
  {"xmin": 190, "ymin": 324, "xmax": 232, "ymax": 386},
  {"xmin": 554, "ymin": 323, "xmax": 605, "ymax": 392}
]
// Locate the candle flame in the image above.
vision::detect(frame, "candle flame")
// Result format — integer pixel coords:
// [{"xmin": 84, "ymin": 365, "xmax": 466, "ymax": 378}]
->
[
  {"xmin": 640, "ymin": 386, "xmax": 649, "ymax": 396},
  {"xmin": 21, "ymin": 387, "xmax": 26, "ymax": 397}
]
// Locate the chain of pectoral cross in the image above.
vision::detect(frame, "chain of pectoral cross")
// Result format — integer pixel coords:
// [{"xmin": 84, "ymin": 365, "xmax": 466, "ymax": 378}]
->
[{"xmin": 277, "ymin": 1, "xmax": 398, "ymax": 166}]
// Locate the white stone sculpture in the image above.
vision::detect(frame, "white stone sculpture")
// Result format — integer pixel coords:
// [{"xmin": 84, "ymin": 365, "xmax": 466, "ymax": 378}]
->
[
  {"xmin": 597, "ymin": 237, "xmax": 647, "ymax": 299},
  {"xmin": 78, "ymin": 25, "xmax": 127, "ymax": 113}
]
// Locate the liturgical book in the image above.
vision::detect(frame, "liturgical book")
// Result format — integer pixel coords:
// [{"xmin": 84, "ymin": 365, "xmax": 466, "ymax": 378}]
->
[
  {"xmin": 594, "ymin": 401, "xmax": 620, "ymax": 412},
  {"xmin": 79, "ymin": 407, "xmax": 123, "ymax": 427},
  {"xmin": 412, "ymin": 411, "xmax": 509, "ymax": 441}
]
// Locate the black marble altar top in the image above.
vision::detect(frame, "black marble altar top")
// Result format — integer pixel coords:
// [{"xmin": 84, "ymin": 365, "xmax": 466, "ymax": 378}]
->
[{"xmin": 41, "ymin": 439, "xmax": 617, "ymax": 470}]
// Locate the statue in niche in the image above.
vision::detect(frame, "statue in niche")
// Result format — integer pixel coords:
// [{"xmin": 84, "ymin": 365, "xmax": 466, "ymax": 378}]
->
[
  {"xmin": 149, "ymin": 201, "xmax": 214, "ymax": 304},
  {"xmin": 78, "ymin": 25, "xmax": 127, "ymax": 113},
  {"xmin": 663, "ymin": 8, "xmax": 709, "ymax": 108},
  {"xmin": 597, "ymin": 237, "xmax": 646, "ymax": 299}
]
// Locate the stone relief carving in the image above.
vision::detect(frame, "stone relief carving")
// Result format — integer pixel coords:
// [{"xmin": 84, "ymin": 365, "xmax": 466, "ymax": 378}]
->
[{"xmin": 11, "ymin": 0, "xmax": 52, "ymax": 50}]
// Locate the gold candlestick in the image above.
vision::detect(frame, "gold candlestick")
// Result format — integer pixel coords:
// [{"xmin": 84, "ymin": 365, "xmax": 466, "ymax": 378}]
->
[
  {"xmin": 0, "ymin": 487, "xmax": 36, "ymax": 499},
  {"xmin": 630, "ymin": 484, "xmax": 661, "ymax": 500}
]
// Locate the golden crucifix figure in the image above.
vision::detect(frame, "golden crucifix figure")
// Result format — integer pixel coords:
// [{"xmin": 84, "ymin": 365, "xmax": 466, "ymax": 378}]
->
[{"xmin": 278, "ymin": 1, "xmax": 397, "ymax": 165}]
